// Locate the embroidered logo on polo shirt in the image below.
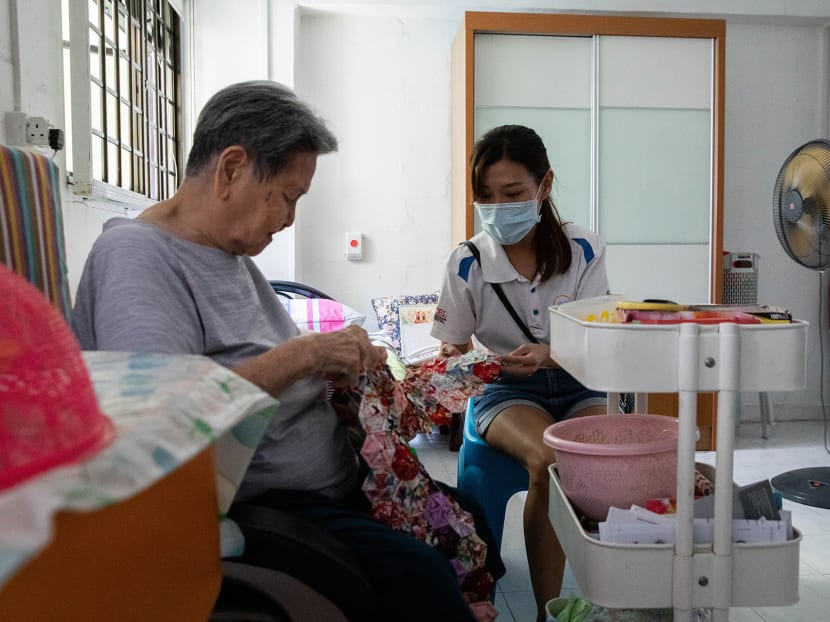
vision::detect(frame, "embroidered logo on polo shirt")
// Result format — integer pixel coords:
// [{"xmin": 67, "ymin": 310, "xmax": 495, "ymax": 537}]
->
[{"xmin": 433, "ymin": 306, "xmax": 448, "ymax": 324}]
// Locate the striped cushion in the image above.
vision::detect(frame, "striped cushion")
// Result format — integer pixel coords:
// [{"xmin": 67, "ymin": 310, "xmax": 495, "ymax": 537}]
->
[{"xmin": 0, "ymin": 146, "xmax": 71, "ymax": 321}]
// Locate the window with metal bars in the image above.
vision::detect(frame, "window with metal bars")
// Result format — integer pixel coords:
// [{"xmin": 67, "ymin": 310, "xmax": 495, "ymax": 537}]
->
[{"xmin": 63, "ymin": 0, "xmax": 182, "ymax": 202}]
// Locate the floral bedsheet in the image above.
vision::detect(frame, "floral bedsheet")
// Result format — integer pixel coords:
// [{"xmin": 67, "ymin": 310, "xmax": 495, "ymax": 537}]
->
[{"xmin": 0, "ymin": 350, "xmax": 277, "ymax": 589}]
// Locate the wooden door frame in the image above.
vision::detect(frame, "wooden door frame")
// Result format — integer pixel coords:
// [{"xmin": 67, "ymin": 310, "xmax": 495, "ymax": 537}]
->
[{"xmin": 451, "ymin": 11, "xmax": 726, "ymax": 303}]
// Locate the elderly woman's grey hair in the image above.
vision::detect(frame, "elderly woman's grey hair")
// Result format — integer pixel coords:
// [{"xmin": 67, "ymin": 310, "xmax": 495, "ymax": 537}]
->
[{"xmin": 184, "ymin": 81, "xmax": 338, "ymax": 181}]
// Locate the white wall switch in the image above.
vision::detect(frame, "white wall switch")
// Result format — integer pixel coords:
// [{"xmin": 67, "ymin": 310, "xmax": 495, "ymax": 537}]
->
[
  {"xmin": 4, "ymin": 112, "xmax": 28, "ymax": 146},
  {"xmin": 346, "ymin": 232, "xmax": 363, "ymax": 260}
]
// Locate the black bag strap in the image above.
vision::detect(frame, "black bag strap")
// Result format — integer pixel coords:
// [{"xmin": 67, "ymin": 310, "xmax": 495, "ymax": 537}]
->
[{"xmin": 461, "ymin": 241, "xmax": 539, "ymax": 344}]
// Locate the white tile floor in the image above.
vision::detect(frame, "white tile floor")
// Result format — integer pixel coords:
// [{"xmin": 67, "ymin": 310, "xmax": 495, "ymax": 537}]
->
[{"xmin": 410, "ymin": 419, "xmax": 830, "ymax": 622}]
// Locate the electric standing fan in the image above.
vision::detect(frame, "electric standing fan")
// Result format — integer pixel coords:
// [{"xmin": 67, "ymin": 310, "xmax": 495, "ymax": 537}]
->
[{"xmin": 769, "ymin": 138, "xmax": 830, "ymax": 509}]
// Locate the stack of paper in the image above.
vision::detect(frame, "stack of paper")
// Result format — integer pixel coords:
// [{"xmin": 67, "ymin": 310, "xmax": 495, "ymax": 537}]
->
[
  {"xmin": 598, "ymin": 506, "xmax": 792, "ymax": 545},
  {"xmin": 597, "ymin": 477, "xmax": 793, "ymax": 545}
]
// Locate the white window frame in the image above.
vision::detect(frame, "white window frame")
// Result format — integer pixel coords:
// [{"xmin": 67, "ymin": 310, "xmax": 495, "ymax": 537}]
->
[{"xmin": 66, "ymin": 0, "xmax": 193, "ymax": 211}]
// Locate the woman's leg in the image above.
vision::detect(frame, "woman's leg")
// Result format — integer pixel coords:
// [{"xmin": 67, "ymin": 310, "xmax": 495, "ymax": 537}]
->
[
  {"xmin": 483, "ymin": 402, "xmax": 606, "ymax": 622},
  {"xmin": 483, "ymin": 404, "xmax": 560, "ymax": 622}
]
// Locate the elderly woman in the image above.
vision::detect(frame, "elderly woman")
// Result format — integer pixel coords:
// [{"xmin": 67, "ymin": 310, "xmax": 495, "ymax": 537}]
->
[{"xmin": 72, "ymin": 81, "xmax": 502, "ymax": 622}]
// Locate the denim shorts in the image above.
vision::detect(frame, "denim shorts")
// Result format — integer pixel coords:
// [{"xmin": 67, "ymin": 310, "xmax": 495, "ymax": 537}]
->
[{"xmin": 473, "ymin": 367, "xmax": 607, "ymax": 435}]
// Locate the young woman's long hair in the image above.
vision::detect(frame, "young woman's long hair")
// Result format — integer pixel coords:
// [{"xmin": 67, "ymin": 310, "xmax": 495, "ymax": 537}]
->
[{"xmin": 470, "ymin": 125, "xmax": 572, "ymax": 282}]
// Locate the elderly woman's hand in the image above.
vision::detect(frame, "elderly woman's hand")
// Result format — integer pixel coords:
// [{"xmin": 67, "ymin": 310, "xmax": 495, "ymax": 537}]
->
[
  {"xmin": 306, "ymin": 324, "xmax": 388, "ymax": 388},
  {"xmin": 233, "ymin": 324, "xmax": 387, "ymax": 398}
]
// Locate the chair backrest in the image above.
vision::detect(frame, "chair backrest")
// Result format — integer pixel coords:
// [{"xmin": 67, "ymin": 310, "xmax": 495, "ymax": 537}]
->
[
  {"xmin": 0, "ymin": 145, "xmax": 72, "ymax": 321},
  {"xmin": 269, "ymin": 280, "xmax": 334, "ymax": 300}
]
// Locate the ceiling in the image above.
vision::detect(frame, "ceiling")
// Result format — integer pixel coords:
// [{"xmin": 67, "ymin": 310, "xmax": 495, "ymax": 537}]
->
[{"xmin": 294, "ymin": 0, "xmax": 830, "ymax": 25}]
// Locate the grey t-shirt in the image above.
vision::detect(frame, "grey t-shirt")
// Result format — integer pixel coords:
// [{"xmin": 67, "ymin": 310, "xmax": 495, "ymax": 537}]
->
[{"xmin": 72, "ymin": 218, "xmax": 359, "ymax": 501}]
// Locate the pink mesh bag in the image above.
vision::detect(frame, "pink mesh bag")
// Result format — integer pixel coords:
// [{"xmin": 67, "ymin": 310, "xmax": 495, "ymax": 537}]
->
[{"xmin": 0, "ymin": 265, "xmax": 114, "ymax": 491}]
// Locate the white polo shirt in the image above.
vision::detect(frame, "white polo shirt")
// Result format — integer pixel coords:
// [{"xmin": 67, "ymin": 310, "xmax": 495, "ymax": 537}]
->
[{"xmin": 431, "ymin": 224, "xmax": 609, "ymax": 356}]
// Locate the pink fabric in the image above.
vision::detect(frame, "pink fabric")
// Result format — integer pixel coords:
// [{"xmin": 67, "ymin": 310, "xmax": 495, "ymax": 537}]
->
[
  {"xmin": 280, "ymin": 298, "xmax": 366, "ymax": 333},
  {"xmin": 305, "ymin": 298, "xmax": 345, "ymax": 332}
]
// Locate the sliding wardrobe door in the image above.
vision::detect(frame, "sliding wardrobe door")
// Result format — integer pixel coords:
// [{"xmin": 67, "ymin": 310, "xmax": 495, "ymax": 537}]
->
[
  {"xmin": 474, "ymin": 34, "xmax": 593, "ymax": 230},
  {"xmin": 598, "ymin": 36, "xmax": 714, "ymax": 303},
  {"xmin": 469, "ymin": 31, "xmax": 715, "ymax": 303}
]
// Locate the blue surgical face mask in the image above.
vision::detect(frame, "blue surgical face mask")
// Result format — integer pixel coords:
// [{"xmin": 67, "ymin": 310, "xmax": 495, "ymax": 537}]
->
[{"xmin": 474, "ymin": 183, "xmax": 544, "ymax": 246}]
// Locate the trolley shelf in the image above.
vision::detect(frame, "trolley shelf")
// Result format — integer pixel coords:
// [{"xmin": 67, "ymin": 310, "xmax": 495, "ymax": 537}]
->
[
  {"xmin": 548, "ymin": 465, "xmax": 802, "ymax": 610},
  {"xmin": 546, "ymin": 295, "xmax": 808, "ymax": 619},
  {"xmin": 549, "ymin": 295, "xmax": 807, "ymax": 393}
]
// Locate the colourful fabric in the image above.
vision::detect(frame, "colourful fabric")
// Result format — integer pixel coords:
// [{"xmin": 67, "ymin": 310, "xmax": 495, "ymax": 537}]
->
[
  {"xmin": 357, "ymin": 351, "xmax": 501, "ymax": 605},
  {"xmin": 0, "ymin": 146, "xmax": 71, "ymax": 321}
]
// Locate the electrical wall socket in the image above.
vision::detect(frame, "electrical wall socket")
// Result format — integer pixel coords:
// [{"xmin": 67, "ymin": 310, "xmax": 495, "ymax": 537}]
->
[
  {"xmin": 4, "ymin": 111, "xmax": 28, "ymax": 145},
  {"xmin": 26, "ymin": 117, "xmax": 53, "ymax": 146}
]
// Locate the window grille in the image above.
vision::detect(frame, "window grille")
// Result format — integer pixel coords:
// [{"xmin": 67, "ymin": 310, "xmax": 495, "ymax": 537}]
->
[{"xmin": 64, "ymin": 0, "xmax": 182, "ymax": 202}]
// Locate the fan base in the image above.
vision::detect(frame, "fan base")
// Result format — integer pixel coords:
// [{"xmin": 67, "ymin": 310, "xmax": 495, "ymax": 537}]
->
[{"xmin": 771, "ymin": 467, "xmax": 830, "ymax": 509}]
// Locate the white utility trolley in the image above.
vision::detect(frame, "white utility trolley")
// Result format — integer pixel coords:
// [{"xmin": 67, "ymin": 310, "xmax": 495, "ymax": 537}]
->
[{"xmin": 546, "ymin": 295, "xmax": 808, "ymax": 622}]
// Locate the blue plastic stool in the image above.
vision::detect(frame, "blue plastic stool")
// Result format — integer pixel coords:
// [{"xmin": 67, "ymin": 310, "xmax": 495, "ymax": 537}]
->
[{"xmin": 456, "ymin": 399, "xmax": 529, "ymax": 550}]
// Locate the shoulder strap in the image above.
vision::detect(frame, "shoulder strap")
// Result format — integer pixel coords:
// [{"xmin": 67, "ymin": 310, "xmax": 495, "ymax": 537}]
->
[{"xmin": 461, "ymin": 241, "xmax": 539, "ymax": 344}]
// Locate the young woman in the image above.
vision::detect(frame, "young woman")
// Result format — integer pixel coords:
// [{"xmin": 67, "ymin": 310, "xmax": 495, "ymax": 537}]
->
[{"xmin": 431, "ymin": 124, "xmax": 610, "ymax": 622}]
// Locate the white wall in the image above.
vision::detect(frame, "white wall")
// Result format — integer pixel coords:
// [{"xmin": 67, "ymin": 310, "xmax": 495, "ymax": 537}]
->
[
  {"xmin": 191, "ymin": 0, "xmax": 300, "ymax": 281},
  {"xmin": 721, "ymin": 23, "xmax": 829, "ymax": 418},
  {"xmin": 294, "ymin": 11, "xmax": 456, "ymax": 312},
  {"xmin": 0, "ymin": 0, "xmax": 63, "ymax": 132},
  {"xmin": 0, "ymin": 0, "xmax": 14, "ymax": 122}
]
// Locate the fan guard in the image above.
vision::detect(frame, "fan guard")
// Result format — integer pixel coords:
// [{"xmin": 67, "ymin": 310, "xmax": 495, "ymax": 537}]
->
[{"xmin": 772, "ymin": 139, "xmax": 830, "ymax": 270}]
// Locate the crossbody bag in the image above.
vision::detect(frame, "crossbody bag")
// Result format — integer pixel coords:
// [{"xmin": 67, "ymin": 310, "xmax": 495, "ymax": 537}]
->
[{"xmin": 461, "ymin": 240, "xmax": 539, "ymax": 344}]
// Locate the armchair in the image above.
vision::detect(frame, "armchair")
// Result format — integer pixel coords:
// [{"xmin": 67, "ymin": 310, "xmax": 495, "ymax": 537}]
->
[
  {"xmin": 215, "ymin": 502, "xmax": 373, "ymax": 621},
  {"xmin": 0, "ymin": 144, "xmax": 71, "ymax": 320}
]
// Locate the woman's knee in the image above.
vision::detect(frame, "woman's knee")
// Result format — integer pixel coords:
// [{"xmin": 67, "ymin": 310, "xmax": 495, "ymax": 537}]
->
[
  {"xmin": 572, "ymin": 404, "xmax": 608, "ymax": 418},
  {"xmin": 524, "ymin": 445, "xmax": 555, "ymax": 483}
]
